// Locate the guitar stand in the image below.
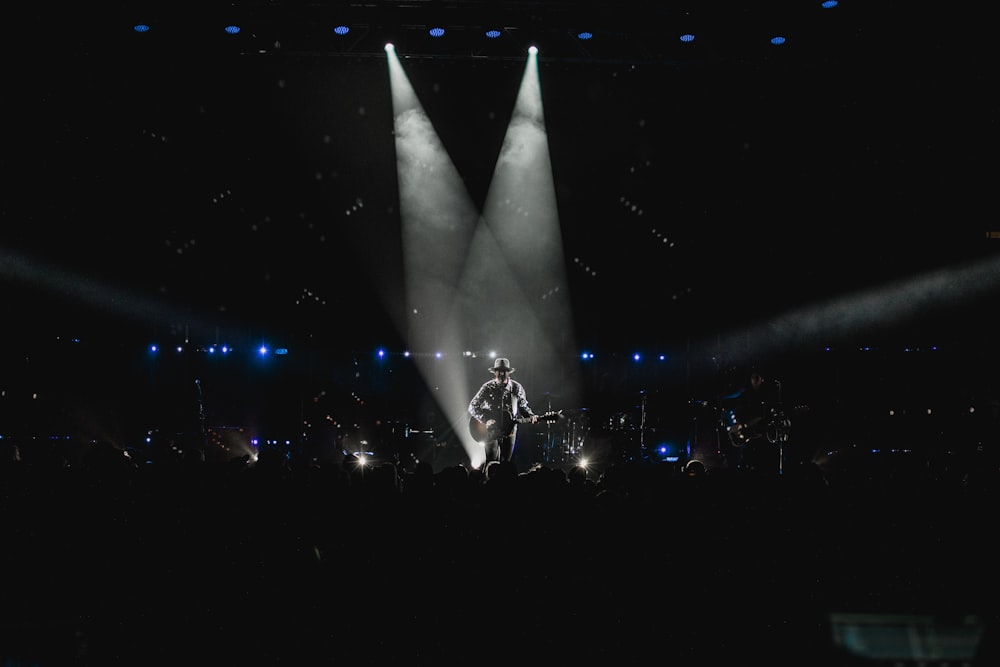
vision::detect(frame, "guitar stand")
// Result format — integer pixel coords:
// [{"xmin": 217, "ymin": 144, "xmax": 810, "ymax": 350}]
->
[
  {"xmin": 638, "ymin": 391, "xmax": 649, "ymax": 463},
  {"xmin": 766, "ymin": 382, "xmax": 791, "ymax": 475},
  {"xmin": 768, "ymin": 410, "xmax": 791, "ymax": 475}
]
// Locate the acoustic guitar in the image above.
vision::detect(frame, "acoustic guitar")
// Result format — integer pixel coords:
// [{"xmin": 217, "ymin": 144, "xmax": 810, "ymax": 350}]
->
[
  {"xmin": 723, "ymin": 404, "xmax": 808, "ymax": 447},
  {"xmin": 468, "ymin": 410, "xmax": 562, "ymax": 443}
]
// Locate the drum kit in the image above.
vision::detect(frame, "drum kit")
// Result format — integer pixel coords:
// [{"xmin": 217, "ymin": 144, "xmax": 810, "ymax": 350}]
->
[
  {"xmin": 532, "ymin": 385, "xmax": 795, "ymax": 472},
  {"xmin": 535, "ymin": 391, "xmax": 664, "ymax": 466},
  {"xmin": 540, "ymin": 408, "xmax": 589, "ymax": 464}
]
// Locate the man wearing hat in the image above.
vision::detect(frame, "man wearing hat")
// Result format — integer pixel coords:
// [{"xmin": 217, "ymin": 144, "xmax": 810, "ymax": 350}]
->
[{"xmin": 468, "ymin": 357, "xmax": 539, "ymax": 469}]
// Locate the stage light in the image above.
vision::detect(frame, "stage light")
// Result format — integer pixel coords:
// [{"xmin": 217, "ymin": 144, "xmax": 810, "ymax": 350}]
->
[{"xmin": 652, "ymin": 441, "xmax": 683, "ymax": 463}]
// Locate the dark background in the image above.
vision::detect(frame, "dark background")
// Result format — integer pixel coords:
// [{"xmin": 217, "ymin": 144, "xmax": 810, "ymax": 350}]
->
[{"xmin": 3, "ymin": 1, "xmax": 998, "ymax": 464}]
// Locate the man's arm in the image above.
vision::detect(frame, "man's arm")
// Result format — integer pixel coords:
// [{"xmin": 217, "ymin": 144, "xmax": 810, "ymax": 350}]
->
[
  {"xmin": 468, "ymin": 382, "xmax": 494, "ymax": 424},
  {"xmin": 514, "ymin": 381, "xmax": 538, "ymax": 421}
]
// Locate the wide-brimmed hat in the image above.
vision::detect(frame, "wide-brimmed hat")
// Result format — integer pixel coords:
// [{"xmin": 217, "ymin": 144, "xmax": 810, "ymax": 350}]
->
[{"xmin": 489, "ymin": 358, "xmax": 515, "ymax": 373}]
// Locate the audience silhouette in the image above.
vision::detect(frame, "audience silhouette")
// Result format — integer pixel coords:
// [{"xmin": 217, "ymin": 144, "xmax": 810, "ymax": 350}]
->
[{"xmin": 0, "ymin": 437, "xmax": 996, "ymax": 665}]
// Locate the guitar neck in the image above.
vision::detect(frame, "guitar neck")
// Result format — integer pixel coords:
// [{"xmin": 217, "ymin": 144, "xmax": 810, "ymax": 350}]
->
[
  {"xmin": 519, "ymin": 410, "xmax": 561, "ymax": 424},
  {"xmin": 505, "ymin": 410, "xmax": 560, "ymax": 426}
]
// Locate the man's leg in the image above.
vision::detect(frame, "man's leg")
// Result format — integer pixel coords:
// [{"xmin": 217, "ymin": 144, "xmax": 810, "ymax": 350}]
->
[
  {"xmin": 498, "ymin": 434, "xmax": 515, "ymax": 463},
  {"xmin": 483, "ymin": 439, "xmax": 500, "ymax": 468}
]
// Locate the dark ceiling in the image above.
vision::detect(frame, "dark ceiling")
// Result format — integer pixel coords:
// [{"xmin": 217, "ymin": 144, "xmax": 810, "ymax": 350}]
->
[{"xmin": 4, "ymin": 1, "xmax": 997, "ymax": 355}]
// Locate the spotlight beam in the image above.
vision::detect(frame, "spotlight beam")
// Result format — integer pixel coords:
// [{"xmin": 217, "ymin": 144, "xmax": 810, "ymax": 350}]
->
[{"xmin": 697, "ymin": 252, "xmax": 1000, "ymax": 366}]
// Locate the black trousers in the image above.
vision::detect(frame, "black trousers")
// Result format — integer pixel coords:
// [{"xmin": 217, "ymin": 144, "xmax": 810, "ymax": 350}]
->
[{"xmin": 483, "ymin": 427, "xmax": 517, "ymax": 466}]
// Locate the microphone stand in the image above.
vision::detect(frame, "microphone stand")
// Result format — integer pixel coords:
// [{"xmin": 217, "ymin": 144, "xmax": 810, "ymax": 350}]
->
[
  {"xmin": 545, "ymin": 394, "xmax": 555, "ymax": 464},
  {"xmin": 639, "ymin": 391, "xmax": 648, "ymax": 462},
  {"xmin": 496, "ymin": 379, "xmax": 507, "ymax": 444},
  {"xmin": 495, "ymin": 378, "xmax": 514, "ymax": 462},
  {"xmin": 771, "ymin": 379, "xmax": 788, "ymax": 475}
]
